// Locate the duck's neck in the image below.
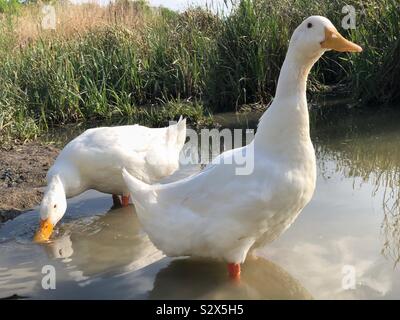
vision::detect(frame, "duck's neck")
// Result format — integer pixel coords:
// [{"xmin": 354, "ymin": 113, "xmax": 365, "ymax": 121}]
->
[
  {"xmin": 254, "ymin": 47, "xmax": 321, "ymax": 152},
  {"xmin": 40, "ymin": 174, "xmax": 67, "ymax": 222},
  {"xmin": 49, "ymin": 164, "xmax": 82, "ymax": 198},
  {"xmin": 275, "ymin": 48, "xmax": 315, "ymax": 98}
]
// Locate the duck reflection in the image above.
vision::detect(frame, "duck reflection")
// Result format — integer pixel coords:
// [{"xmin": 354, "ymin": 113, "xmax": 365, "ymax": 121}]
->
[
  {"xmin": 42, "ymin": 205, "xmax": 163, "ymax": 276},
  {"xmin": 40, "ymin": 204, "xmax": 311, "ymax": 299},
  {"xmin": 148, "ymin": 258, "xmax": 312, "ymax": 300}
]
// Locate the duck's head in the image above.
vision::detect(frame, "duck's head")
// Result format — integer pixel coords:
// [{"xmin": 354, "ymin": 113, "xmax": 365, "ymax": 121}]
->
[
  {"xmin": 289, "ymin": 16, "xmax": 362, "ymax": 61},
  {"xmin": 33, "ymin": 175, "xmax": 67, "ymax": 243}
]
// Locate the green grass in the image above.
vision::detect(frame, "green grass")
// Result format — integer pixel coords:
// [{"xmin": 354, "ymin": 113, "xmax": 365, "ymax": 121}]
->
[
  {"xmin": 0, "ymin": 0, "xmax": 399, "ymax": 144},
  {"xmin": 0, "ymin": 0, "xmax": 20, "ymax": 14}
]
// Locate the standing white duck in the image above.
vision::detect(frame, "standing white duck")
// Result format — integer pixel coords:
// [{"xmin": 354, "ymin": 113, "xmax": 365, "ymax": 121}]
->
[
  {"xmin": 33, "ymin": 117, "xmax": 186, "ymax": 242},
  {"xmin": 122, "ymin": 16, "xmax": 362, "ymax": 280}
]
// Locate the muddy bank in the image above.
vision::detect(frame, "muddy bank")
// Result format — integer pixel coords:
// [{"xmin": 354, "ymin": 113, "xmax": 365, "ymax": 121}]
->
[{"xmin": 0, "ymin": 143, "xmax": 59, "ymax": 222}]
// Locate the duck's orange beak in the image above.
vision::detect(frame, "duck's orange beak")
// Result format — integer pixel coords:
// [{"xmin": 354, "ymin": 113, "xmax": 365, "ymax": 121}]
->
[
  {"xmin": 33, "ymin": 218, "xmax": 54, "ymax": 242},
  {"xmin": 321, "ymin": 27, "xmax": 362, "ymax": 53}
]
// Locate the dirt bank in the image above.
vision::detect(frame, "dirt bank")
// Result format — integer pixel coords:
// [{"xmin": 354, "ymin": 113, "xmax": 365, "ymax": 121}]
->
[{"xmin": 0, "ymin": 143, "xmax": 59, "ymax": 222}]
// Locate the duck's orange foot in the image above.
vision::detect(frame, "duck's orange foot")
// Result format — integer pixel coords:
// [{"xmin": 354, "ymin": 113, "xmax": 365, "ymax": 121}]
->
[
  {"xmin": 227, "ymin": 263, "xmax": 241, "ymax": 281},
  {"xmin": 122, "ymin": 195, "xmax": 130, "ymax": 207}
]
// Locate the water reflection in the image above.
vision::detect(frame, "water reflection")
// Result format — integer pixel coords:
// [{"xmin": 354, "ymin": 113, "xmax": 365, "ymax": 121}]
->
[
  {"xmin": 149, "ymin": 258, "xmax": 312, "ymax": 300},
  {"xmin": 45, "ymin": 205, "xmax": 311, "ymax": 299},
  {"xmin": 1, "ymin": 110, "xmax": 400, "ymax": 299},
  {"xmin": 43, "ymin": 206, "xmax": 164, "ymax": 277},
  {"xmin": 0, "ymin": 245, "xmax": 39, "ymax": 299},
  {"xmin": 0, "ymin": 202, "xmax": 311, "ymax": 299},
  {"xmin": 315, "ymin": 111, "xmax": 400, "ymax": 266}
]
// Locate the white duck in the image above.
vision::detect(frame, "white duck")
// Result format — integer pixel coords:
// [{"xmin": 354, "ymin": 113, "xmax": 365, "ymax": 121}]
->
[
  {"xmin": 122, "ymin": 16, "xmax": 362, "ymax": 280},
  {"xmin": 34, "ymin": 117, "xmax": 186, "ymax": 242}
]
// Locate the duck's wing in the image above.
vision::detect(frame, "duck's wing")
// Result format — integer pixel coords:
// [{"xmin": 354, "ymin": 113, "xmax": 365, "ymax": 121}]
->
[{"xmin": 123, "ymin": 144, "xmax": 269, "ymax": 214}]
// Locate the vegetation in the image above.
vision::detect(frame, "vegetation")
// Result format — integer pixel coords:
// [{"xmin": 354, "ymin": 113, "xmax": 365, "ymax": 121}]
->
[
  {"xmin": 0, "ymin": 0, "xmax": 399, "ymax": 143},
  {"xmin": 0, "ymin": 0, "xmax": 20, "ymax": 14}
]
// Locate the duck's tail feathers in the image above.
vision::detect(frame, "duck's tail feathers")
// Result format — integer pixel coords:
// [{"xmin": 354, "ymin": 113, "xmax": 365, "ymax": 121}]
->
[
  {"xmin": 166, "ymin": 116, "xmax": 186, "ymax": 149},
  {"xmin": 122, "ymin": 168, "xmax": 157, "ymax": 206},
  {"xmin": 176, "ymin": 116, "xmax": 187, "ymax": 148}
]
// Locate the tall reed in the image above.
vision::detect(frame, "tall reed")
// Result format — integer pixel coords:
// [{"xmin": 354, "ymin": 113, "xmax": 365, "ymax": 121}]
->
[{"xmin": 0, "ymin": 0, "xmax": 398, "ymax": 143}]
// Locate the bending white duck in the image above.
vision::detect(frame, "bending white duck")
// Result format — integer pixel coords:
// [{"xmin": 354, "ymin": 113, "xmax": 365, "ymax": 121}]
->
[
  {"xmin": 122, "ymin": 16, "xmax": 362, "ymax": 280},
  {"xmin": 34, "ymin": 117, "xmax": 186, "ymax": 242}
]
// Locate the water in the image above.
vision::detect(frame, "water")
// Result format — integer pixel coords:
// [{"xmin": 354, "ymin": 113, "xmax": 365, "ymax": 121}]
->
[{"xmin": 1, "ymin": 109, "xmax": 400, "ymax": 299}]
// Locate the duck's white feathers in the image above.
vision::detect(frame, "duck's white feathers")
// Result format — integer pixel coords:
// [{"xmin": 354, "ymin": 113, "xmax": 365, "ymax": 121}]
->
[
  {"xmin": 123, "ymin": 138, "xmax": 316, "ymax": 263},
  {"xmin": 49, "ymin": 117, "xmax": 186, "ymax": 198}
]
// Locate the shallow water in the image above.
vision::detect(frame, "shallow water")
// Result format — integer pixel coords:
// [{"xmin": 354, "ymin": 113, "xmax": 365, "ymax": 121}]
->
[{"xmin": 1, "ymin": 110, "xmax": 400, "ymax": 299}]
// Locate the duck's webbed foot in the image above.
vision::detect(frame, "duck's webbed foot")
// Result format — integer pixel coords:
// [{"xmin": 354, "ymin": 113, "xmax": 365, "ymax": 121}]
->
[
  {"xmin": 122, "ymin": 194, "xmax": 130, "ymax": 207},
  {"xmin": 227, "ymin": 263, "xmax": 241, "ymax": 281}
]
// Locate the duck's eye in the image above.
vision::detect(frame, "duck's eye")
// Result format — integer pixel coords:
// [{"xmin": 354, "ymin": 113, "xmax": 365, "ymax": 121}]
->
[
  {"xmin": 307, "ymin": 23, "xmax": 313, "ymax": 29},
  {"xmin": 53, "ymin": 204, "xmax": 57, "ymax": 209}
]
